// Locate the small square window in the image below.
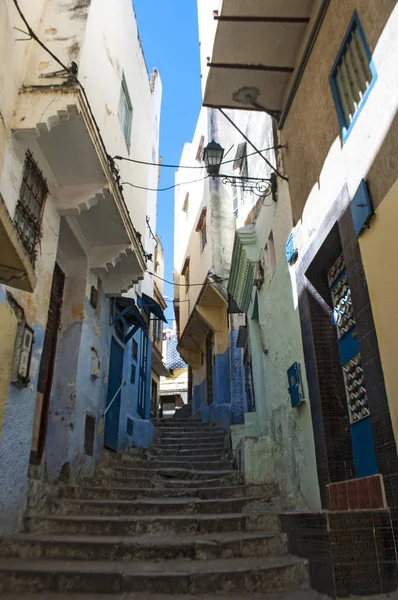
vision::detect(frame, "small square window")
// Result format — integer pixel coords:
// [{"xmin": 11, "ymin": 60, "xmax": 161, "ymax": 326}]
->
[
  {"xmin": 195, "ymin": 135, "xmax": 205, "ymax": 161},
  {"xmin": 265, "ymin": 231, "xmax": 276, "ymax": 277},
  {"xmin": 182, "ymin": 193, "xmax": 189, "ymax": 213},
  {"xmin": 182, "ymin": 257, "xmax": 190, "ymax": 294},
  {"xmin": 130, "ymin": 364, "xmax": 136, "ymax": 384},
  {"xmin": 90, "ymin": 285, "xmax": 98, "ymax": 309},
  {"xmin": 185, "ymin": 264, "xmax": 190, "ymax": 292},
  {"xmin": 330, "ymin": 12, "xmax": 377, "ymax": 141},
  {"xmin": 196, "ymin": 208, "xmax": 207, "ymax": 253},
  {"xmin": 200, "ymin": 220, "xmax": 207, "ymax": 252},
  {"xmin": 232, "ymin": 185, "xmax": 239, "ymax": 218},
  {"xmin": 132, "ymin": 339, "xmax": 138, "ymax": 361},
  {"xmin": 14, "ymin": 151, "xmax": 48, "ymax": 263},
  {"xmin": 118, "ymin": 74, "xmax": 133, "ymax": 151}
]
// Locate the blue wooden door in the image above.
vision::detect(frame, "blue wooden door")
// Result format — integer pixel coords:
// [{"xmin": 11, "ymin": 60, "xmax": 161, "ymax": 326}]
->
[
  {"xmin": 328, "ymin": 255, "xmax": 378, "ymax": 478},
  {"xmin": 105, "ymin": 337, "xmax": 124, "ymax": 451},
  {"xmin": 137, "ymin": 331, "xmax": 147, "ymax": 419}
]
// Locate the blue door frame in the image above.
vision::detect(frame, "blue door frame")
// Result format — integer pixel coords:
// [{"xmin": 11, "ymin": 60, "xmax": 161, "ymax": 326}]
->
[
  {"xmin": 328, "ymin": 256, "xmax": 378, "ymax": 478},
  {"xmin": 104, "ymin": 337, "xmax": 124, "ymax": 451}
]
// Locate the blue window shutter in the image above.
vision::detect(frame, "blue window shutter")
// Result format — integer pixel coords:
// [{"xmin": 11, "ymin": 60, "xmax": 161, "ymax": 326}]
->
[
  {"xmin": 287, "ymin": 362, "xmax": 304, "ymax": 408},
  {"xmin": 350, "ymin": 179, "xmax": 373, "ymax": 236}
]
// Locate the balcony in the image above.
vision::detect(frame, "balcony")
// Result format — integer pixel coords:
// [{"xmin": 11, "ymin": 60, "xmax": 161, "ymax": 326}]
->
[
  {"xmin": 12, "ymin": 86, "xmax": 146, "ymax": 294},
  {"xmin": 203, "ymin": 0, "xmax": 327, "ymax": 123}
]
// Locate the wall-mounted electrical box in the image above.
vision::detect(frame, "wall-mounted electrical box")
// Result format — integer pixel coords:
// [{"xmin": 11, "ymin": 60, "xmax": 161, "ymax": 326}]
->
[
  {"xmin": 11, "ymin": 322, "xmax": 34, "ymax": 388},
  {"xmin": 287, "ymin": 362, "xmax": 305, "ymax": 408}
]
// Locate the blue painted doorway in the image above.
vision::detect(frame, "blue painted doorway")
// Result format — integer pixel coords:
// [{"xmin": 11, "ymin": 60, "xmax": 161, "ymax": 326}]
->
[
  {"xmin": 137, "ymin": 331, "xmax": 148, "ymax": 419},
  {"xmin": 328, "ymin": 254, "xmax": 378, "ymax": 478},
  {"xmin": 105, "ymin": 337, "xmax": 124, "ymax": 451}
]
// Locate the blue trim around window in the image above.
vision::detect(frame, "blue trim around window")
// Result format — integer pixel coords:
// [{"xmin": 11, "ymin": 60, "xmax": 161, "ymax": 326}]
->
[{"xmin": 329, "ymin": 11, "xmax": 377, "ymax": 143}]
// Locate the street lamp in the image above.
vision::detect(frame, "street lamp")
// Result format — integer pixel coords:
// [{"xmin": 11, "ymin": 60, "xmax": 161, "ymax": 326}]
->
[
  {"xmin": 203, "ymin": 140, "xmax": 224, "ymax": 176},
  {"xmin": 203, "ymin": 140, "xmax": 277, "ymax": 200}
]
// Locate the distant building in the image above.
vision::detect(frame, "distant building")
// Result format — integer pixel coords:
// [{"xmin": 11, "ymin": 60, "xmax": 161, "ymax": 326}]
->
[{"xmin": 159, "ymin": 326, "xmax": 188, "ymax": 418}]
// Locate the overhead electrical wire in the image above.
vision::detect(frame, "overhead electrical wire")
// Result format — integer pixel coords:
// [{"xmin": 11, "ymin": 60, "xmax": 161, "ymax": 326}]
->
[
  {"xmin": 11, "ymin": 0, "xmax": 151, "ymax": 260},
  {"xmin": 147, "ymin": 271, "xmax": 229, "ymax": 288},
  {"xmin": 114, "ymin": 145, "xmax": 285, "ymax": 170},
  {"xmin": 122, "ymin": 175, "xmax": 210, "ymax": 193}
]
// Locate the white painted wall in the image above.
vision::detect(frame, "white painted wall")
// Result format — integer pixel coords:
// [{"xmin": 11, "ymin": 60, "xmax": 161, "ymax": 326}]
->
[{"xmin": 78, "ymin": 0, "xmax": 160, "ymax": 244}]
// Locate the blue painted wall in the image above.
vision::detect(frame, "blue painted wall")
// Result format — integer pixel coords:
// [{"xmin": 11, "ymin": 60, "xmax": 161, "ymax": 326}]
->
[
  {"xmin": 192, "ymin": 333, "xmax": 247, "ymax": 431},
  {"xmin": 118, "ymin": 329, "xmax": 155, "ymax": 451},
  {"xmin": 46, "ymin": 291, "xmax": 156, "ymax": 481},
  {"xmin": 229, "ymin": 330, "xmax": 247, "ymax": 424},
  {"xmin": 0, "ymin": 323, "xmax": 44, "ymax": 534},
  {"xmin": 0, "ymin": 279, "xmax": 157, "ymax": 535},
  {"xmin": 45, "ymin": 291, "xmax": 112, "ymax": 482},
  {"xmin": 0, "ymin": 286, "xmax": 46, "ymax": 533}
]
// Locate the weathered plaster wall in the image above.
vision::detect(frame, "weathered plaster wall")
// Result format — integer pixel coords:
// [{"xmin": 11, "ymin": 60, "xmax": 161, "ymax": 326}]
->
[
  {"xmin": 230, "ymin": 329, "xmax": 246, "ymax": 425},
  {"xmin": 245, "ymin": 181, "xmax": 321, "ymax": 510},
  {"xmin": 78, "ymin": 0, "xmax": 158, "ymax": 242},
  {"xmin": 0, "ymin": 135, "xmax": 61, "ymax": 532},
  {"xmin": 359, "ymin": 178, "xmax": 398, "ymax": 446},
  {"xmin": 282, "ymin": 1, "xmax": 397, "ymax": 225}
]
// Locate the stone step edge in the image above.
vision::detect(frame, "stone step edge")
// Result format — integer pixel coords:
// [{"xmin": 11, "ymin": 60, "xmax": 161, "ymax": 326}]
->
[
  {"xmin": 61, "ymin": 484, "xmax": 260, "ymax": 495},
  {"xmin": 0, "ymin": 592, "xmax": 325, "ymax": 600},
  {"xmin": 26, "ymin": 511, "xmax": 280, "ymax": 523},
  {"xmin": 0, "ymin": 530, "xmax": 285, "ymax": 546},
  {"xmin": 51, "ymin": 495, "xmax": 270, "ymax": 506},
  {"xmin": 0, "ymin": 554, "xmax": 307, "ymax": 576}
]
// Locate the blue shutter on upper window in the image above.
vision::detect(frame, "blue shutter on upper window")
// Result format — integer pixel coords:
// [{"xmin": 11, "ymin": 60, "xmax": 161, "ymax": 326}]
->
[
  {"xmin": 329, "ymin": 11, "xmax": 377, "ymax": 142},
  {"xmin": 350, "ymin": 179, "xmax": 373, "ymax": 236}
]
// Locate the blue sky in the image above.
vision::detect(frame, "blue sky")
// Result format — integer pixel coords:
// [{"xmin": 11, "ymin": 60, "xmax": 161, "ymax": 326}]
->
[{"xmin": 133, "ymin": 1, "xmax": 202, "ymax": 323}]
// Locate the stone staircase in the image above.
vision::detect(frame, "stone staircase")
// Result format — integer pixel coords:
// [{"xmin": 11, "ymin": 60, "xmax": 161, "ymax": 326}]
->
[{"xmin": 0, "ymin": 420, "xmax": 320, "ymax": 598}]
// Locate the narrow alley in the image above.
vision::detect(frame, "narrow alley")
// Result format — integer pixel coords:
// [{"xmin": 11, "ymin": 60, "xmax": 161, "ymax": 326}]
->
[{"xmin": 0, "ymin": 0, "xmax": 397, "ymax": 598}]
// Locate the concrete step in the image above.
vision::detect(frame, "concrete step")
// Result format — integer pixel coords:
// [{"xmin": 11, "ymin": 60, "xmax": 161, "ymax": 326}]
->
[
  {"xmin": 97, "ymin": 466, "xmax": 235, "ymax": 479},
  {"xmin": 0, "ymin": 555, "xmax": 309, "ymax": 594},
  {"xmin": 88, "ymin": 472, "xmax": 241, "ymax": 489},
  {"xmin": 49, "ymin": 495, "xmax": 272, "ymax": 517},
  {"xmin": 60, "ymin": 484, "xmax": 273, "ymax": 501},
  {"xmin": 156, "ymin": 428, "xmax": 225, "ymax": 436},
  {"xmin": 153, "ymin": 420, "xmax": 219, "ymax": 427},
  {"xmin": 0, "ymin": 530, "xmax": 287, "ymax": 561},
  {"xmin": 119, "ymin": 455, "xmax": 230, "ymax": 466},
  {"xmin": 146, "ymin": 451, "xmax": 227, "ymax": 461},
  {"xmin": 158, "ymin": 432, "xmax": 226, "ymax": 441},
  {"xmin": 154, "ymin": 441, "xmax": 226, "ymax": 451},
  {"xmin": 144, "ymin": 460, "xmax": 233, "ymax": 470},
  {"xmin": 26, "ymin": 512, "xmax": 280, "ymax": 536}
]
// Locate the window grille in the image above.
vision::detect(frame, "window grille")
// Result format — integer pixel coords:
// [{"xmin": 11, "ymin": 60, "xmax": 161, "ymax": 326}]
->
[
  {"xmin": 330, "ymin": 13, "xmax": 376, "ymax": 139},
  {"xmin": 14, "ymin": 151, "xmax": 48, "ymax": 262}
]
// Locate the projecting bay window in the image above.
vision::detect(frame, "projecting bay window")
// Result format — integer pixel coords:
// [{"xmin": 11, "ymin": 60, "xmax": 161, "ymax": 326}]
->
[
  {"xmin": 330, "ymin": 12, "xmax": 377, "ymax": 141},
  {"xmin": 14, "ymin": 151, "xmax": 48, "ymax": 264}
]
